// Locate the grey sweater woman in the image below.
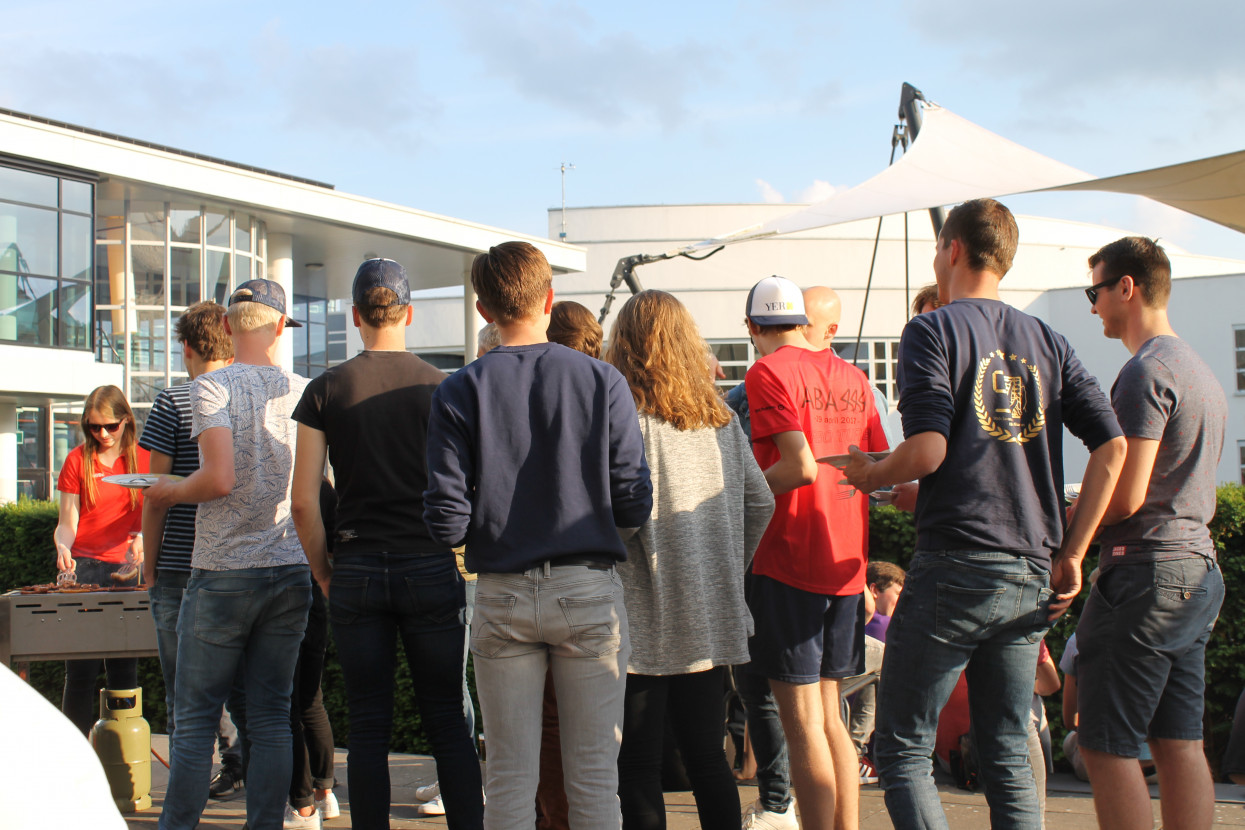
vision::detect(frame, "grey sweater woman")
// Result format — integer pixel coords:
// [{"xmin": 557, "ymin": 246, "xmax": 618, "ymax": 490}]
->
[{"xmin": 618, "ymin": 412, "xmax": 775, "ymax": 676}]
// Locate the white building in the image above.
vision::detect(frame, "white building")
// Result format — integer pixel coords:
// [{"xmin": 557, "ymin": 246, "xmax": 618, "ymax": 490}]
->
[
  {"xmin": 400, "ymin": 203, "xmax": 1245, "ymax": 485},
  {"xmin": 0, "ymin": 108, "xmax": 585, "ymax": 503}
]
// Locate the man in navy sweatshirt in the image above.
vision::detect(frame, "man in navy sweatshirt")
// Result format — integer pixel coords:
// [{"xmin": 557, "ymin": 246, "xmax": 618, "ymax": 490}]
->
[
  {"xmin": 424, "ymin": 241, "xmax": 652, "ymax": 830},
  {"xmin": 843, "ymin": 199, "xmax": 1126, "ymax": 830}
]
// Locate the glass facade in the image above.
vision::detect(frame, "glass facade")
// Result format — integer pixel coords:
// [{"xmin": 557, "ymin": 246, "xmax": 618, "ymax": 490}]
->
[
  {"xmin": 0, "ymin": 163, "xmax": 95, "ymax": 350},
  {"xmin": 94, "ymin": 199, "xmax": 267, "ymax": 420},
  {"xmin": 291, "ymin": 295, "xmax": 348, "ymax": 379}
]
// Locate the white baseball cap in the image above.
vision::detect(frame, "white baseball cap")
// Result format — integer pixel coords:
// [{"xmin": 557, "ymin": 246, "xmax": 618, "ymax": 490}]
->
[{"xmin": 745, "ymin": 275, "xmax": 809, "ymax": 326}]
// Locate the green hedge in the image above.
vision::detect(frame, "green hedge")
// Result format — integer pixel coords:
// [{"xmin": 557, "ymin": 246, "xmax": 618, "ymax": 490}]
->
[{"xmin": 6, "ymin": 486, "xmax": 1243, "ymax": 764}]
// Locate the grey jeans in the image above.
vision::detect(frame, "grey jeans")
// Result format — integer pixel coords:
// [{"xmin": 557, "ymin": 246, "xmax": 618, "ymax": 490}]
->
[{"xmin": 472, "ymin": 563, "xmax": 629, "ymax": 830}]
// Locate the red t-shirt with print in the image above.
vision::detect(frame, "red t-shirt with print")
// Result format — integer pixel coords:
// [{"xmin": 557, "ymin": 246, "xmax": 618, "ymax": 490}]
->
[
  {"xmin": 746, "ymin": 345, "xmax": 887, "ymax": 596},
  {"xmin": 57, "ymin": 445, "xmax": 150, "ymax": 563}
]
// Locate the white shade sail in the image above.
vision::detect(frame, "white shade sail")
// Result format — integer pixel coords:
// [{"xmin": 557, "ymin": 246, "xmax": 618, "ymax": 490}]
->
[
  {"xmin": 672, "ymin": 103, "xmax": 1245, "ymax": 255},
  {"xmin": 681, "ymin": 104, "xmax": 1092, "ymax": 252}
]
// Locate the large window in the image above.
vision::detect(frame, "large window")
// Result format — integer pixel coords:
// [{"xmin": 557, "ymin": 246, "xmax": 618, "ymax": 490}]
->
[
  {"xmin": 95, "ymin": 200, "xmax": 266, "ymax": 419},
  {"xmin": 834, "ymin": 338, "xmax": 901, "ymax": 409},
  {"xmin": 1235, "ymin": 326, "xmax": 1245, "ymax": 394},
  {"xmin": 705, "ymin": 336, "xmax": 901, "ymax": 411},
  {"xmin": 291, "ymin": 296, "xmax": 349, "ymax": 379},
  {"xmin": 0, "ymin": 163, "xmax": 94, "ymax": 349},
  {"xmin": 709, "ymin": 339, "xmax": 755, "ymax": 389}
]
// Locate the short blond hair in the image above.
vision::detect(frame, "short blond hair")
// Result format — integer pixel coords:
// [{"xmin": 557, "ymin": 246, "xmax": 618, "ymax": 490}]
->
[{"xmin": 226, "ymin": 300, "xmax": 283, "ymax": 333}]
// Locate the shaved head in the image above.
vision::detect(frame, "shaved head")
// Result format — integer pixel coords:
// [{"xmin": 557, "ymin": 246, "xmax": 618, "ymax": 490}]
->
[{"xmin": 803, "ymin": 286, "xmax": 842, "ymax": 347}]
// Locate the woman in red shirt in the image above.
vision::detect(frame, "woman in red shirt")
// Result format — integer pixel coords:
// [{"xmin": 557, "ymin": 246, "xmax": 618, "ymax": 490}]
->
[{"xmin": 54, "ymin": 385, "xmax": 150, "ymax": 734}]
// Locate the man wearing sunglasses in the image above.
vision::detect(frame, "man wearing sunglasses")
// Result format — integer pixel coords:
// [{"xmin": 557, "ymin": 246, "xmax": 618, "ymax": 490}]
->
[{"xmin": 1076, "ymin": 237, "xmax": 1227, "ymax": 830}]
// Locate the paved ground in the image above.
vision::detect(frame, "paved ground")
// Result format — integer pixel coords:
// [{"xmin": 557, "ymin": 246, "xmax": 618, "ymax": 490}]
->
[{"xmin": 122, "ymin": 735, "xmax": 1245, "ymax": 828}]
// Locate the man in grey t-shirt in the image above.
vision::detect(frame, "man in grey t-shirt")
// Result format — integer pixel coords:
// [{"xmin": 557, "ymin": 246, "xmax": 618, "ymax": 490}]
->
[
  {"xmin": 1076, "ymin": 237, "xmax": 1227, "ymax": 830},
  {"xmin": 147, "ymin": 280, "xmax": 312, "ymax": 830}
]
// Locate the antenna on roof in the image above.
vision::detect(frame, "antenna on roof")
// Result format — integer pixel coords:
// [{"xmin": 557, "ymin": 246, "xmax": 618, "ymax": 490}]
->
[{"xmin": 559, "ymin": 162, "xmax": 575, "ymax": 240}]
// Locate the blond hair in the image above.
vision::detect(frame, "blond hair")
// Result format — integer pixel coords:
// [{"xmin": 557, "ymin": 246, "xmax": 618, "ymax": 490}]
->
[
  {"xmin": 605, "ymin": 290, "xmax": 732, "ymax": 431},
  {"xmin": 226, "ymin": 300, "xmax": 283, "ymax": 333}
]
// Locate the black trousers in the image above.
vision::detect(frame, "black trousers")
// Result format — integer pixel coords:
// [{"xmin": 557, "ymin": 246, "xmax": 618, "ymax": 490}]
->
[
  {"xmin": 290, "ymin": 583, "xmax": 335, "ymax": 808},
  {"xmin": 617, "ymin": 666, "xmax": 739, "ymax": 830}
]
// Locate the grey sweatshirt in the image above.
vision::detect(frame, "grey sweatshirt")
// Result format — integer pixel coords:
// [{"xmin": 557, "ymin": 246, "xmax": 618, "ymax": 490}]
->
[{"xmin": 618, "ymin": 412, "xmax": 775, "ymax": 675}]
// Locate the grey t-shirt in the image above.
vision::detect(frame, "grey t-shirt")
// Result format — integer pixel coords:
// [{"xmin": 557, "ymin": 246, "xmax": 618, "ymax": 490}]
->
[
  {"xmin": 1098, "ymin": 336, "xmax": 1226, "ymax": 562},
  {"xmin": 190, "ymin": 363, "xmax": 310, "ymax": 570}
]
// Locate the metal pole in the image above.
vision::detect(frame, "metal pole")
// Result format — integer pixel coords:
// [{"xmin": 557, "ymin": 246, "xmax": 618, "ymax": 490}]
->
[{"xmin": 899, "ymin": 83, "xmax": 947, "ymax": 237}]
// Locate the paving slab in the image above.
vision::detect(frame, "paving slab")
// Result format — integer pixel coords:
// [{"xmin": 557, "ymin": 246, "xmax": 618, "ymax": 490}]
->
[{"xmin": 121, "ymin": 735, "xmax": 1245, "ymax": 829}]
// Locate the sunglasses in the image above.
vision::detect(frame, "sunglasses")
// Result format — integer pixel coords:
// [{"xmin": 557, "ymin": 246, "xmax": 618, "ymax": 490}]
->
[
  {"xmin": 1085, "ymin": 274, "xmax": 1125, "ymax": 305},
  {"xmin": 87, "ymin": 421, "xmax": 124, "ymax": 434}
]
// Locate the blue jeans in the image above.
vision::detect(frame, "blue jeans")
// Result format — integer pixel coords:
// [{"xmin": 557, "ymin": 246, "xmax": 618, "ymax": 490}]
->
[
  {"xmin": 159, "ymin": 565, "xmax": 312, "ymax": 830},
  {"xmin": 472, "ymin": 563, "xmax": 629, "ymax": 830},
  {"xmin": 149, "ymin": 568, "xmax": 244, "ymax": 773},
  {"xmin": 329, "ymin": 553, "xmax": 481, "ymax": 830},
  {"xmin": 875, "ymin": 551, "xmax": 1051, "ymax": 830},
  {"xmin": 733, "ymin": 663, "xmax": 792, "ymax": 812}
]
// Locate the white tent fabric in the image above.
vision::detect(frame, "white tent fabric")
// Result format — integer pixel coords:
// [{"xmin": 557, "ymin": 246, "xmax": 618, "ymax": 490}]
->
[
  {"xmin": 681, "ymin": 105, "xmax": 1092, "ymax": 252},
  {"xmin": 1050, "ymin": 150, "xmax": 1245, "ymax": 235},
  {"xmin": 673, "ymin": 104, "xmax": 1245, "ymax": 256}
]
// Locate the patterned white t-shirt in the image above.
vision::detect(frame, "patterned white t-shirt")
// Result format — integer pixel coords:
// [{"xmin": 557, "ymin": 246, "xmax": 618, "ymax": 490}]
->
[{"xmin": 190, "ymin": 363, "xmax": 310, "ymax": 570}]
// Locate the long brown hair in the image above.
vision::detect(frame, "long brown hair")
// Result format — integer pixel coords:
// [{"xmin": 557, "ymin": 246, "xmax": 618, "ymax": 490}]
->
[
  {"xmin": 605, "ymin": 290, "xmax": 732, "ymax": 431},
  {"xmin": 79, "ymin": 385, "xmax": 140, "ymax": 511}
]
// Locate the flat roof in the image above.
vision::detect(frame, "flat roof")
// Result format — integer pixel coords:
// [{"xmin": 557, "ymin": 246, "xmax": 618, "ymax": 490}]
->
[{"xmin": 0, "ymin": 107, "xmax": 334, "ymax": 189}]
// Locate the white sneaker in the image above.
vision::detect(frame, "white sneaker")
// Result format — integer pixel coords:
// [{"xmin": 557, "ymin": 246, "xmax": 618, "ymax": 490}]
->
[
  {"xmin": 742, "ymin": 797, "xmax": 799, "ymax": 829},
  {"xmin": 283, "ymin": 803, "xmax": 322, "ymax": 829},
  {"xmin": 414, "ymin": 781, "xmax": 440, "ymax": 802},
  {"xmin": 413, "ymin": 794, "xmax": 446, "ymax": 816},
  {"xmin": 315, "ymin": 791, "xmax": 340, "ymax": 821}
]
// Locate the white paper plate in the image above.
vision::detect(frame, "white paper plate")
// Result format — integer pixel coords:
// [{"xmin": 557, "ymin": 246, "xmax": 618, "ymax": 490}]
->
[
  {"xmin": 816, "ymin": 450, "xmax": 891, "ymax": 467},
  {"xmin": 101, "ymin": 473, "xmax": 184, "ymax": 489}
]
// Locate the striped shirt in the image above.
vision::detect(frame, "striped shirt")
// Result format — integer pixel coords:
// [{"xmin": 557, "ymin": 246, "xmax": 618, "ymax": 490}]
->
[{"xmin": 138, "ymin": 382, "xmax": 199, "ymax": 572}]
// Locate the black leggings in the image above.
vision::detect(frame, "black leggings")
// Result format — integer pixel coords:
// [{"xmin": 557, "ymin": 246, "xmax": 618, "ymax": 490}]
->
[
  {"xmin": 290, "ymin": 584, "xmax": 335, "ymax": 808},
  {"xmin": 617, "ymin": 666, "xmax": 739, "ymax": 830}
]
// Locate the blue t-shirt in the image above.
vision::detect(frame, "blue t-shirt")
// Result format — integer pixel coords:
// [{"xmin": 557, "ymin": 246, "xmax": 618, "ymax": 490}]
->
[
  {"xmin": 423, "ymin": 342, "xmax": 653, "ymax": 573},
  {"xmin": 897, "ymin": 298, "xmax": 1121, "ymax": 567}
]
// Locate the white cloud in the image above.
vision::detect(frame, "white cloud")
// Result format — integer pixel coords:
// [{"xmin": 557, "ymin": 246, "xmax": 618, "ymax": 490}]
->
[
  {"xmin": 756, "ymin": 179, "xmax": 785, "ymax": 203},
  {"xmin": 797, "ymin": 180, "xmax": 835, "ymax": 203}
]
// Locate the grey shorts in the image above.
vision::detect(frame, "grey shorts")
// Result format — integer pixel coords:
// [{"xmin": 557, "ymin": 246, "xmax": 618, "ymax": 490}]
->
[{"xmin": 1075, "ymin": 556, "xmax": 1224, "ymax": 757}]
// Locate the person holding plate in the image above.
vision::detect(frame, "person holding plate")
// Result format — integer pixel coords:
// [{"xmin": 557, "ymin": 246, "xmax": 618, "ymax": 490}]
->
[{"xmin": 53, "ymin": 384, "xmax": 150, "ymax": 734}]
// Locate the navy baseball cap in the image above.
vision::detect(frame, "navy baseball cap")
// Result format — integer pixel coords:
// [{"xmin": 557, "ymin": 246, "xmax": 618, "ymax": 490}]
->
[
  {"xmin": 352, "ymin": 258, "xmax": 410, "ymax": 306},
  {"xmin": 228, "ymin": 279, "xmax": 302, "ymax": 327}
]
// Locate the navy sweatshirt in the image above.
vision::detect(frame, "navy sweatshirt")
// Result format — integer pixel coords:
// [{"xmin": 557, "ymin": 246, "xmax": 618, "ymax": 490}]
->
[
  {"xmin": 423, "ymin": 342, "xmax": 653, "ymax": 573},
  {"xmin": 898, "ymin": 299, "xmax": 1121, "ymax": 567}
]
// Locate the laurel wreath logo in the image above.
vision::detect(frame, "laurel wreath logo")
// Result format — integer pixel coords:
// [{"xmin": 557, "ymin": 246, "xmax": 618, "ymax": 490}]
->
[{"xmin": 973, "ymin": 350, "xmax": 1046, "ymax": 444}]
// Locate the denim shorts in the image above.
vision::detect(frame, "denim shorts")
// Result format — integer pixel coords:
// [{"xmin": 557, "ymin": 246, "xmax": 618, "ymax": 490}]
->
[
  {"xmin": 747, "ymin": 574, "xmax": 865, "ymax": 684},
  {"xmin": 1076, "ymin": 556, "xmax": 1224, "ymax": 757}
]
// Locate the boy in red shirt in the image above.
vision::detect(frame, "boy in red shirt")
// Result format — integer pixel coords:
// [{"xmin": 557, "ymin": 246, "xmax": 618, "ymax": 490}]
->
[{"xmin": 744, "ymin": 276, "xmax": 887, "ymax": 830}]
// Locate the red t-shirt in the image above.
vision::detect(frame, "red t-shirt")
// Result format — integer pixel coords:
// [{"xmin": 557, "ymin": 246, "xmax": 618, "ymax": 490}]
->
[
  {"xmin": 746, "ymin": 345, "xmax": 887, "ymax": 595},
  {"xmin": 56, "ymin": 445, "xmax": 150, "ymax": 563}
]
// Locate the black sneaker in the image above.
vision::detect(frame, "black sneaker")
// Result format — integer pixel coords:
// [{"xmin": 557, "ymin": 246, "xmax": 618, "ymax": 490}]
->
[{"xmin": 208, "ymin": 767, "xmax": 245, "ymax": 799}]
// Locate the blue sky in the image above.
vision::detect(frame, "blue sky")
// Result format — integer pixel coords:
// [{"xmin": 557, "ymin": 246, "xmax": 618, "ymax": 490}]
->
[{"xmin": 5, "ymin": 0, "xmax": 1245, "ymax": 258}]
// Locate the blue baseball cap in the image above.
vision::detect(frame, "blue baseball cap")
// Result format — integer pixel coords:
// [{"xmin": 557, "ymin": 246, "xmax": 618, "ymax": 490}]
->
[
  {"xmin": 352, "ymin": 258, "xmax": 410, "ymax": 306},
  {"xmin": 228, "ymin": 279, "xmax": 302, "ymax": 327}
]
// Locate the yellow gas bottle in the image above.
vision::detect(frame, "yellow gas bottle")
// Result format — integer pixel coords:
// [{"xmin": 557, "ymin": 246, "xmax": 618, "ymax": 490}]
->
[{"xmin": 90, "ymin": 687, "xmax": 152, "ymax": 812}]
